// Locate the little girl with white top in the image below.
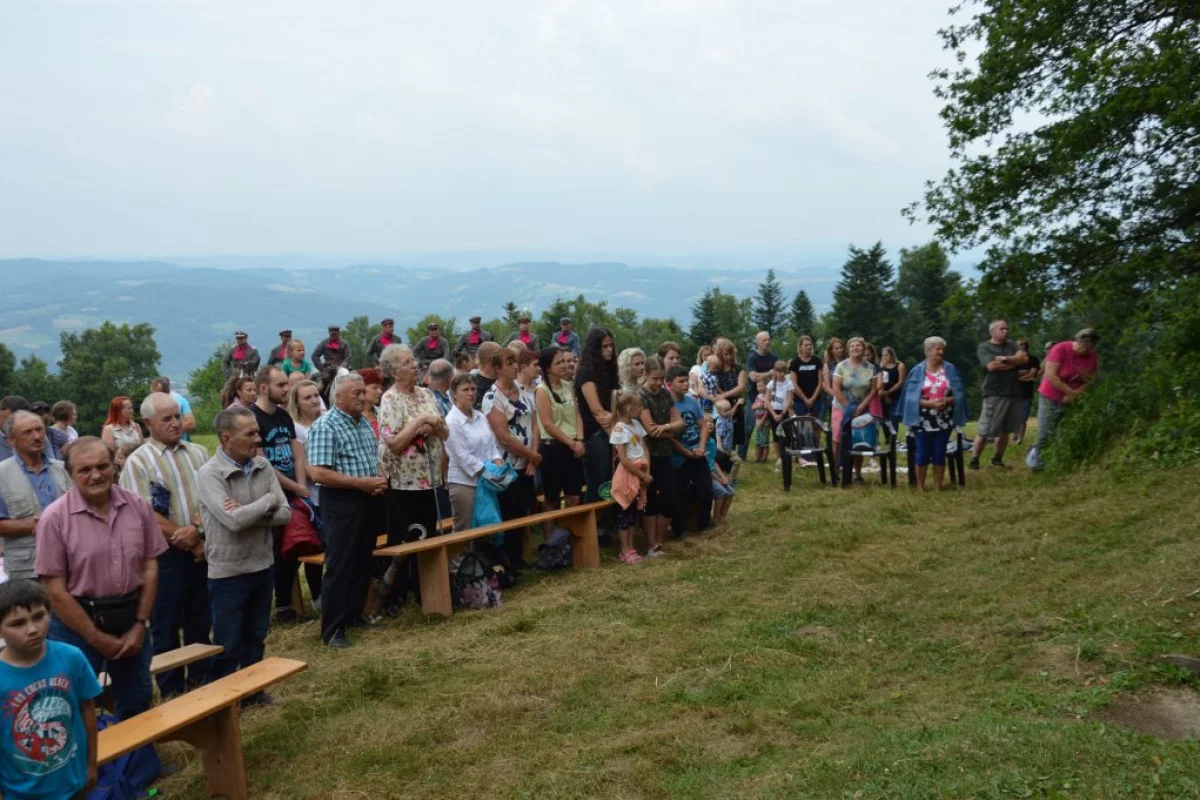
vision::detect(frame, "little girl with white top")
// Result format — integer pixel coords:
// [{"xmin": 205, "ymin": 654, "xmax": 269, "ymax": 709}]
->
[{"xmin": 609, "ymin": 390, "xmax": 652, "ymax": 565}]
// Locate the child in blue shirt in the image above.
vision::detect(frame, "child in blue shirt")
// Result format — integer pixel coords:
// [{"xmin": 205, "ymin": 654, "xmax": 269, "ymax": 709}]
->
[
  {"xmin": 705, "ymin": 417, "xmax": 735, "ymax": 526},
  {"xmin": 0, "ymin": 580, "xmax": 102, "ymax": 800}
]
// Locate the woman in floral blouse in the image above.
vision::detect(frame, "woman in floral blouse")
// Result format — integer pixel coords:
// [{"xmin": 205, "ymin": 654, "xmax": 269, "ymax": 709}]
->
[{"xmin": 377, "ymin": 344, "xmax": 449, "ymax": 607}]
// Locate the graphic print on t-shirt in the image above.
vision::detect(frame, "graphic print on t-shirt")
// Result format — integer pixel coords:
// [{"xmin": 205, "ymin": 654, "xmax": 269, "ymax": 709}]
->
[
  {"xmin": 3, "ymin": 676, "xmax": 76, "ymax": 775},
  {"xmin": 252, "ymin": 406, "xmax": 297, "ymax": 478}
]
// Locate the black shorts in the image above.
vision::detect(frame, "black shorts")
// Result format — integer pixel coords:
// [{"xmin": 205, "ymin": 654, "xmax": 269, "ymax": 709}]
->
[
  {"xmin": 644, "ymin": 455, "xmax": 678, "ymax": 518},
  {"xmin": 540, "ymin": 441, "xmax": 584, "ymax": 502}
]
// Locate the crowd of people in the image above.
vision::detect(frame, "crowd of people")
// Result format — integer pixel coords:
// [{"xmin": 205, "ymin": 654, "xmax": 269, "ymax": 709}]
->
[{"xmin": 0, "ymin": 312, "xmax": 1098, "ymax": 798}]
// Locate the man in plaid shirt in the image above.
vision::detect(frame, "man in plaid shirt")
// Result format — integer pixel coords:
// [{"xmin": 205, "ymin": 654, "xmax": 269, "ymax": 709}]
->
[{"xmin": 305, "ymin": 373, "xmax": 387, "ymax": 648}]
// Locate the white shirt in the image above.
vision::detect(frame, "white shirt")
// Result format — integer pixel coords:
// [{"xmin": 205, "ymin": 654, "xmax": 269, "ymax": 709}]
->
[
  {"xmin": 609, "ymin": 420, "xmax": 648, "ymax": 461},
  {"xmin": 446, "ymin": 405, "xmax": 503, "ymax": 487},
  {"xmin": 766, "ymin": 377, "xmax": 795, "ymax": 412}
]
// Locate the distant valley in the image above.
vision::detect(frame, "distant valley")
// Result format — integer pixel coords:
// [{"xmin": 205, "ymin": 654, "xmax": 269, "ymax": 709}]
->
[{"xmin": 0, "ymin": 257, "xmax": 843, "ymax": 382}]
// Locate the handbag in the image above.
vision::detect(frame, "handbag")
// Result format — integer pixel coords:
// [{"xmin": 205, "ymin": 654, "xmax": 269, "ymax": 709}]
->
[
  {"xmin": 281, "ymin": 498, "xmax": 324, "ymax": 560},
  {"xmin": 75, "ymin": 591, "xmax": 140, "ymax": 637}
]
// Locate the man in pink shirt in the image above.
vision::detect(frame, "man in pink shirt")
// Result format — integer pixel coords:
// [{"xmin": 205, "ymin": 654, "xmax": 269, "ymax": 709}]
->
[
  {"xmin": 1028, "ymin": 328, "xmax": 1099, "ymax": 468},
  {"xmin": 35, "ymin": 437, "xmax": 165, "ymax": 719}
]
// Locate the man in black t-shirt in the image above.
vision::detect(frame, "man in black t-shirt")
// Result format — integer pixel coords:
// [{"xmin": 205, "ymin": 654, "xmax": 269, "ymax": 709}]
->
[
  {"xmin": 251, "ymin": 366, "xmax": 309, "ymax": 623},
  {"xmin": 1015, "ymin": 338, "xmax": 1041, "ymax": 444},
  {"xmin": 743, "ymin": 331, "xmax": 778, "ymax": 459}
]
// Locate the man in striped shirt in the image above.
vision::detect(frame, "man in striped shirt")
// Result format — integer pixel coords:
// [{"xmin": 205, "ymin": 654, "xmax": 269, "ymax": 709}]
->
[
  {"xmin": 306, "ymin": 373, "xmax": 387, "ymax": 649},
  {"xmin": 119, "ymin": 392, "xmax": 214, "ymax": 697}
]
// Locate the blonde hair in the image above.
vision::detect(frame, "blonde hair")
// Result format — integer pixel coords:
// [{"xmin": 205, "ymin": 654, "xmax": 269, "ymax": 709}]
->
[
  {"xmin": 617, "ymin": 348, "xmax": 645, "ymax": 391},
  {"xmin": 714, "ymin": 338, "xmax": 737, "ymax": 369},
  {"xmin": 611, "ymin": 390, "xmax": 642, "ymax": 426},
  {"xmin": 287, "ymin": 379, "xmax": 322, "ymax": 426},
  {"xmin": 695, "ymin": 344, "xmax": 713, "ymax": 365}
]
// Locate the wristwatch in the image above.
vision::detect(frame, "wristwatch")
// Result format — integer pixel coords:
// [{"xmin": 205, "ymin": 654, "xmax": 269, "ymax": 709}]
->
[{"xmin": 137, "ymin": 618, "xmax": 150, "ymax": 630}]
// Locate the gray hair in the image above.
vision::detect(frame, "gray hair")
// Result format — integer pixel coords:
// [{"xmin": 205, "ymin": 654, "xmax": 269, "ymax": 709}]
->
[
  {"xmin": 5, "ymin": 410, "xmax": 43, "ymax": 435},
  {"xmin": 214, "ymin": 406, "xmax": 255, "ymax": 438},
  {"xmin": 140, "ymin": 392, "xmax": 179, "ymax": 421},
  {"xmin": 378, "ymin": 344, "xmax": 415, "ymax": 380},
  {"xmin": 988, "ymin": 319, "xmax": 1006, "ymax": 335},
  {"xmin": 427, "ymin": 358, "xmax": 454, "ymax": 384},
  {"xmin": 924, "ymin": 336, "xmax": 947, "ymax": 354},
  {"xmin": 330, "ymin": 372, "xmax": 364, "ymax": 401}
]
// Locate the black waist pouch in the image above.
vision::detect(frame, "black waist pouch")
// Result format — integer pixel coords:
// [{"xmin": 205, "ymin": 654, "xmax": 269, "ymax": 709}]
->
[{"xmin": 75, "ymin": 591, "xmax": 140, "ymax": 636}]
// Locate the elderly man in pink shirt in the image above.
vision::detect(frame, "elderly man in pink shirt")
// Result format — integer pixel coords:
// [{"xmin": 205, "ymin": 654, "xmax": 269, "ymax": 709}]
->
[{"xmin": 35, "ymin": 437, "xmax": 165, "ymax": 719}]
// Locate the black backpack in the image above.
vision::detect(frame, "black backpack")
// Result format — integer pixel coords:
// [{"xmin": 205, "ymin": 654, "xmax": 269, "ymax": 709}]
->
[
  {"xmin": 536, "ymin": 528, "xmax": 573, "ymax": 570},
  {"xmin": 474, "ymin": 541, "xmax": 519, "ymax": 589}
]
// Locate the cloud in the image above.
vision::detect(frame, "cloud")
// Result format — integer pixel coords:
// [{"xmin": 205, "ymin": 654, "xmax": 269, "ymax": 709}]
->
[{"xmin": 0, "ymin": 0, "xmax": 956, "ymax": 257}]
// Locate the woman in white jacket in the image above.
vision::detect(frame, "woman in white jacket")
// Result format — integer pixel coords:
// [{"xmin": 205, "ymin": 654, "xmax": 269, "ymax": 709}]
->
[{"xmin": 444, "ymin": 372, "xmax": 504, "ymax": 531}]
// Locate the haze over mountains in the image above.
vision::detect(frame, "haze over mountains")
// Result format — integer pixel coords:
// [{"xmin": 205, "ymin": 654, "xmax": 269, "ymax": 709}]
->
[{"xmin": 0, "ymin": 250, "xmax": 969, "ymax": 381}]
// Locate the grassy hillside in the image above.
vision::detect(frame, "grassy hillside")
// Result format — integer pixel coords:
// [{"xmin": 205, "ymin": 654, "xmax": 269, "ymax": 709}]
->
[{"xmin": 159, "ymin": 455, "xmax": 1200, "ymax": 799}]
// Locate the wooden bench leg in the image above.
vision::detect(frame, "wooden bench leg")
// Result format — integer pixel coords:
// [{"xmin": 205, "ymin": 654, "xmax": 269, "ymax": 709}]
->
[
  {"xmin": 564, "ymin": 510, "xmax": 600, "ymax": 569},
  {"xmin": 417, "ymin": 546, "xmax": 453, "ymax": 617},
  {"xmin": 171, "ymin": 704, "xmax": 248, "ymax": 799},
  {"xmin": 291, "ymin": 575, "xmax": 305, "ymax": 617}
]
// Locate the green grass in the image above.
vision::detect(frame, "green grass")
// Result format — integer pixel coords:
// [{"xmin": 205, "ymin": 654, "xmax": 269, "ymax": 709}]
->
[{"xmin": 160, "ymin": 446, "xmax": 1200, "ymax": 799}]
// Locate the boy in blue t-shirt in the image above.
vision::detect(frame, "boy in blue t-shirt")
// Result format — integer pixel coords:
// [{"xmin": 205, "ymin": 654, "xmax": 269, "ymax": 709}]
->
[
  {"xmin": 667, "ymin": 366, "xmax": 713, "ymax": 539},
  {"xmin": 0, "ymin": 580, "xmax": 102, "ymax": 800}
]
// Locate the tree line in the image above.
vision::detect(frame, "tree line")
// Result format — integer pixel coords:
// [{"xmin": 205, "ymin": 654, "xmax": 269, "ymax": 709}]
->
[{"xmin": 0, "ymin": 238, "xmax": 1005, "ymax": 438}]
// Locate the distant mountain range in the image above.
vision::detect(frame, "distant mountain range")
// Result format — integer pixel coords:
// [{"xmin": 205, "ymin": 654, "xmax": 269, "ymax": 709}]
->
[{"xmin": 0, "ymin": 257, "xmax": 848, "ymax": 382}]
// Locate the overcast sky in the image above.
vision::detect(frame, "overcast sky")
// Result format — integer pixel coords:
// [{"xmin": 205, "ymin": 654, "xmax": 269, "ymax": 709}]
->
[{"xmin": 0, "ymin": 0, "xmax": 957, "ymax": 260}]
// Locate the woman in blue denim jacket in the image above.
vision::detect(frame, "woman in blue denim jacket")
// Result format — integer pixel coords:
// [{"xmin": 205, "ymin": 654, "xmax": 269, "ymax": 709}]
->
[{"xmin": 898, "ymin": 336, "xmax": 969, "ymax": 490}]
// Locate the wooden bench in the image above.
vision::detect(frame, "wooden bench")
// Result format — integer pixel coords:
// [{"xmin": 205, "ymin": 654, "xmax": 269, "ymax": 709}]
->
[
  {"xmin": 99, "ymin": 643, "xmax": 224, "ymax": 689},
  {"xmin": 371, "ymin": 499, "xmax": 613, "ymax": 617},
  {"xmin": 98, "ymin": 657, "xmax": 307, "ymax": 800}
]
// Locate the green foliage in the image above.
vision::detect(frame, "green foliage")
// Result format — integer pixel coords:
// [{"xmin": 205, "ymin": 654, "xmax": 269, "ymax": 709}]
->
[
  {"xmin": 405, "ymin": 315, "xmax": 460, "ymax": 346},
  {"xmin": 188, "ymin": 344, "xmax": 230, "ymax": 435},
  {"xmin": 828, "ymin": 242, "xmax": 902, "ymax": 347},
  {"xmin": 1042, "ymin": 277, "xmax": 1200, "ymax": 472},
  {"xmin": 9, "ymin": 356, "xmax": 61, "ymax": 405},
  {"xmin": 752, "ymin": 269, "xmax": 786, "ymax": 335},
  {"xmin": 911, "ymin": 0, "xmax": 1200, "ymax": 310},
  {"xmin": 0, "ymin": 343, "xmax": 15, "ymax": 393},
  {"xmin": 690, "ymin": 288, "xmax": 755, "ymax": 353},
  {"xmin": 342, "ymin": 315, "xmax": 377, "ymax": 363},
  {"xmin": 501, "ymin": 301, "xmax": 521, "ymax": 329},
  {"xmin": 788, "ymin": 289, "xmax": 816, "ymax": 338},
  {"xmin": 912, "ymin": 0, "xmax": 1200, "ymax": 469},
  {"xmin": 58, "ymin": 322, "xmax": 160, "ymax": 435}
]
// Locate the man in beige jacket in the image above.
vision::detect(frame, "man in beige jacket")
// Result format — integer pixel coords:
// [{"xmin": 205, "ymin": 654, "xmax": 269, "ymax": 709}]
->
[{"xmin": 197, "ymin": 407, "xmax": 290, "ymax": 703}]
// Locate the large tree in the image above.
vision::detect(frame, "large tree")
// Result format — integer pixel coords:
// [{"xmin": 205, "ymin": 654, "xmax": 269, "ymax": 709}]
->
[
  {"xmin": 789, "ymin": 289, "xmax": 816, "ymax": 337},
  {"xmin": 690, "ymin": 288, "xmax": 754, "ymax": 353},
  {"xmin": 9, "ymin": 356, "xmax": 61, "ymax": 405},
  {"xmin": 343, "ymin": 315, "xmax": 378, "ymax": 364},
  {"xmin": 188, "ymin": 344, "xmax": 231, "ymax": 435},
  {"xmin": 752, "ymin": 269, "xmax": 786, "ymax": 334},
  {"xmin": 0, "ymin": 343, "xmax": 16, "ymax": 396},
  {"xmin": 405, "ymin": 315, "xmax": 460, "ymax": 346},
  {"xmin": 58, "ymin": 322, "xmax": 160, "ymax": 434},
  {"xmin": 828, "ymin": 242, "xmax": 902, "ymax": 346},
  {"xmin": 909, "ymin": 0, "xmax": 1200, "ymax": 315}
]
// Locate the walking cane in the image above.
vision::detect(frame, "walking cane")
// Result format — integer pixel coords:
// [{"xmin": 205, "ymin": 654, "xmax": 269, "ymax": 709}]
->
[{"xmin": 370, "ymin": 438, "xmax": 443, "ymax": 619}]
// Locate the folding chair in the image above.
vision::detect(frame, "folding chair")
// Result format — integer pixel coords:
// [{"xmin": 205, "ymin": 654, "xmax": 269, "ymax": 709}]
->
[
  {"xmin": 841, "ymin": 414, "xmax": 898, "ymax": 488},
  {"xmin": 777, "ymin": 415, "xmax": 835, "ymax": 489},
  {"xmin": 905, "ymin": 427, "xmax": 968, "ymax": 487}
]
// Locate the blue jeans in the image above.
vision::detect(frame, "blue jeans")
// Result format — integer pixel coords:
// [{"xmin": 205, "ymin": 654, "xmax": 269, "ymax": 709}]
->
[
  {"xmin": 49, "ymin": 615, "xmax": 153, "ymax": 720},
  {"xmin": 153, "ymin": 546, "xmax": 212, "ymax": 697},
  {"xmin": 914, "ymin": 428, "xmax": 951, "ymax": 467},
  {"xmin": 209, "ymin": 569, "xmax": 272, "ymax": 681}
]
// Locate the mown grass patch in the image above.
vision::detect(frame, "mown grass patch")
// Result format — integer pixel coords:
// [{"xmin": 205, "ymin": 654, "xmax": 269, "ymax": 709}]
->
[{"xmin": 160, "ymin": 446, "xmax": 1200, "ymax": 799}]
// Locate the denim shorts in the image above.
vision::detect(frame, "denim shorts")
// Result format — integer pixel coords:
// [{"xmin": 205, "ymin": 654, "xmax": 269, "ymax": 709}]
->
[{"xmin": 711, "ymin": 479, "xmax": 735, "ymax": 499}]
